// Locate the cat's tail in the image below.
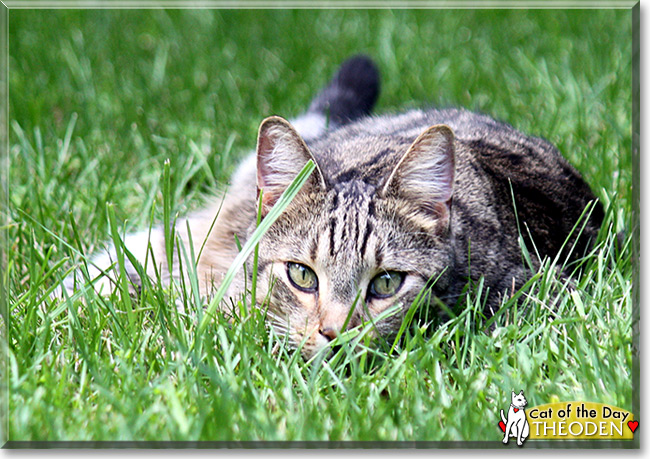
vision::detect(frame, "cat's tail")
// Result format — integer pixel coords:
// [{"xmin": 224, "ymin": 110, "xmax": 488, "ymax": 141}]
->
[
  {"xmin": 291, "ymin": 55, "xmax": 380, "ymax": 142},
  {"xmin": 500, "ymin": 409, "xmax": 507, "ymax": 424}
]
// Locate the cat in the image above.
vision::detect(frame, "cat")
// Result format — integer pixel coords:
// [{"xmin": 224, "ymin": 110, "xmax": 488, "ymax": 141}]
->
[
  {"xmin": 61, "ymin": 55, "xmax": 603, "ymax": 360},
  {"xmin": 501, "ymin": 390, "xmax": 530, "ymax": 446}
]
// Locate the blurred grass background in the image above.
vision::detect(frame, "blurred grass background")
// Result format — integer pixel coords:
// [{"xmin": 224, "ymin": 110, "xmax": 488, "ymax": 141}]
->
[
  {"xmin": 5, "ymin": 8, "xmax": 635, "ymax": 442},
  {"xmin": 10, "ymin": 9, "xmax": 633, "ymax": 235}
]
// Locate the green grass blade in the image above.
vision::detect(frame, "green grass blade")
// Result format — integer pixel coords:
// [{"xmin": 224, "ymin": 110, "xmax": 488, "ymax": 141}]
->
[{"xmin": 196, "ymin": 160, "xmax": 315, "ymax": 337}]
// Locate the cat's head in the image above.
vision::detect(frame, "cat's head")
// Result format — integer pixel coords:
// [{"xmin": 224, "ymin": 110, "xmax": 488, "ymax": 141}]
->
[
  {"xmin": 511, "ymin": 390, "xmax": 528, "ymax": 408},
  {"xmin": 251, "ymin": 116, "xmax": 456, "ymax": 359}
]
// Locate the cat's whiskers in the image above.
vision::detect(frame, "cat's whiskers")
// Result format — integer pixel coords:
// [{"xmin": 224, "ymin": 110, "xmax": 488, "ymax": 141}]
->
[
  {"xmin": 266, "ymin": 311, "xmax": 289, "ymax": 329},
  {"xmin": 265, "ymin": 310, "xmax": 304, "ymax": 348}
]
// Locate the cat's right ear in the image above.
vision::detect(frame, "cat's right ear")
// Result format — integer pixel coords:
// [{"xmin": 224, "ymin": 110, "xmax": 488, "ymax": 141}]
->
[
  {"xmin": 256, "ymin": 116, "xmax": 326, "ymax": 215},
  {"xmin": 382, "ymin": 124, "xmax": 455, "ymax": 219}
]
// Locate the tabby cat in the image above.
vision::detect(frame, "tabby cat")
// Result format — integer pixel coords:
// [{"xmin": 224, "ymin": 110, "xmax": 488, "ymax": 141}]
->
[{"xmin": 63, "ymin": 56, "xmax": 603, "ymax": 359}]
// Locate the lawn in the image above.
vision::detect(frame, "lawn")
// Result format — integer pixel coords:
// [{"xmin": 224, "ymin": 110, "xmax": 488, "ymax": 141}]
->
[{"xmin": 3, "ymin": 8, "xmax": 637, "ymax": 445}]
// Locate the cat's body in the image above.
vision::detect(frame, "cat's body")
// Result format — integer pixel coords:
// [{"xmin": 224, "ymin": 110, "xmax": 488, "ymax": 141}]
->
[
  {"xmin": 63, "ymin": 56, "xmax": 603, "ymax": 359},
  {"xmin": 501, "ymin": 390, "xmax": 530, "ymax": 446}
]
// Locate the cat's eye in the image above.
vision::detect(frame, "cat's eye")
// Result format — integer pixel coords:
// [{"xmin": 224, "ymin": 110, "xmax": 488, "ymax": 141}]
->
[
  {"xmin": 286, "ymin": 262, "xmax": 318, "ymax": 292},
  {"xmin": 368, "ymin": 271, "xmax": 404, "ymax": 299}
]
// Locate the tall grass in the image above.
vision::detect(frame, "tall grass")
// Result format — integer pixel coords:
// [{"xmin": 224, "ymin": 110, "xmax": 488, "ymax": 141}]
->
[{"xmin": 4, "ymin": 8, "xmax": 636, "ymax": 444}]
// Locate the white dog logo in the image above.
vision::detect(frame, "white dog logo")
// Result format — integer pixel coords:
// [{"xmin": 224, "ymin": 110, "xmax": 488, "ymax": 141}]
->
[{"xmin": 500, "ymin": 390, "xmax": 530, "ymax": 446}]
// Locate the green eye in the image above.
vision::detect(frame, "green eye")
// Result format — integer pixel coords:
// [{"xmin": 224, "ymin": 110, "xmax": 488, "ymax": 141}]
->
[
  {"xmin": 369, "ymin": 271, "xmax": 404, "ymax": 299},
  {"xmin": 287, "ymin": 262, "xmax": 318, "ymax": 292}
]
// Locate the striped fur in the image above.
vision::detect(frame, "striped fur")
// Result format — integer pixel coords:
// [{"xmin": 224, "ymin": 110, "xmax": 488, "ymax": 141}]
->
[{"xmin": 243, "ymin": 109, "xmax": 602, "ymax": 358}]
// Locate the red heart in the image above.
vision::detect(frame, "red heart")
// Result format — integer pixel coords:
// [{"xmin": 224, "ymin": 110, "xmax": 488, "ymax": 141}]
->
[
  {"xmin": 499, "ymin": 421, "xmax": 506, "ymax": 432},
  {"xmin": 514, "ymin": 408, "xmax": 519, "ymax": 413},
  {"xmin": 628, "ymin": 421, "xmax": 639, "ymax": 433}
]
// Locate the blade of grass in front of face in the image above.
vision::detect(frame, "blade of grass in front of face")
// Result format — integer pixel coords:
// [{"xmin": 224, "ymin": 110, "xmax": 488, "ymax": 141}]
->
[
  {"xmin": 195, "ymin": 160, "xmax": 316, "ymax": 338},
  {"xmin": 250, "ymin": 191, "xmax": 264, "ymax": 310},
  {"xmin": 389, "ymin": 268, "xmax": 448, "ymax": 356}
]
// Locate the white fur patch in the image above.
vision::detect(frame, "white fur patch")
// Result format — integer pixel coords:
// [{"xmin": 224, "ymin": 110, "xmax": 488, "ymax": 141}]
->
[
  {"xmin": 289, "ymin": 112, "xmax": 327, "ymax": 142},
  {"xmin": 61, "ymin": 229, "xmax": 161, "ymax": 296}
]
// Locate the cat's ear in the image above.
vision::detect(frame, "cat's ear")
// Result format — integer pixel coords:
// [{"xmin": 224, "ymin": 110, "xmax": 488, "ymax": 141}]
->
[
  {"xmin": 256, "ymin": 116, "xmax": 326, "ymax": 215},
  {"xmin": 382, "ymin": 124, "xmax": 455, "ymax": 217}
]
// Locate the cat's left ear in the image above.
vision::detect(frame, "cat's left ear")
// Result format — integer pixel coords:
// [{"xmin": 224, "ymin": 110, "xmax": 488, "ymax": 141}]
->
[
  {"xmin": 382, "ymin": 124, "xmax": 455, "ymax": 218},
  {"xmin": 256, "ymin": 116, "xmax": 326, "ymax": 215}
]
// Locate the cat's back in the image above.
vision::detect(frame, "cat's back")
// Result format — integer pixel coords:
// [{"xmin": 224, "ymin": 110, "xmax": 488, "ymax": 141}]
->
[
  {"xmin": 305, "ymin": 107, "xmax": 602, "ymax": 262},
  {"xmin": 307, "ymin": 107, "xmax": 566, "ymax": 187}
]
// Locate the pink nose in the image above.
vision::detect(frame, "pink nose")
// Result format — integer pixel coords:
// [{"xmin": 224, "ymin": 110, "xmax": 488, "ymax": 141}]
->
[{"xmin": 319, "ymin": 327, "xmax": 339, "ymax": 342}]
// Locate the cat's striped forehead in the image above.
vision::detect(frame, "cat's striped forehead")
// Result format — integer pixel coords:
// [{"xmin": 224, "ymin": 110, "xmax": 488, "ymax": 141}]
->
[
  {"xmin": 313, "ymin": 135, "xmax": 404, "ymax": 189},
  {"xmin": 267, "ymin": 175, "xmax": 445, "ymax": 268},
  {"xmin": 322, "ymin": 181, "xmax": 380, "ymax": 266}
]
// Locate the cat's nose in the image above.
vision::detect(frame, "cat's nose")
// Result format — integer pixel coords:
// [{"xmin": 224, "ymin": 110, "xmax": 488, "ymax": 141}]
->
[{"xmin": 319, "ymin": 327, "xmax": 339, "ymax": 342}]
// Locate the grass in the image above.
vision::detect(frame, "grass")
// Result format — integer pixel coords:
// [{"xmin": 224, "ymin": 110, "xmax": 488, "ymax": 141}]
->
[{"xmin": 3, "ymin": 8, "xmax": 636, "ymax": 444}]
